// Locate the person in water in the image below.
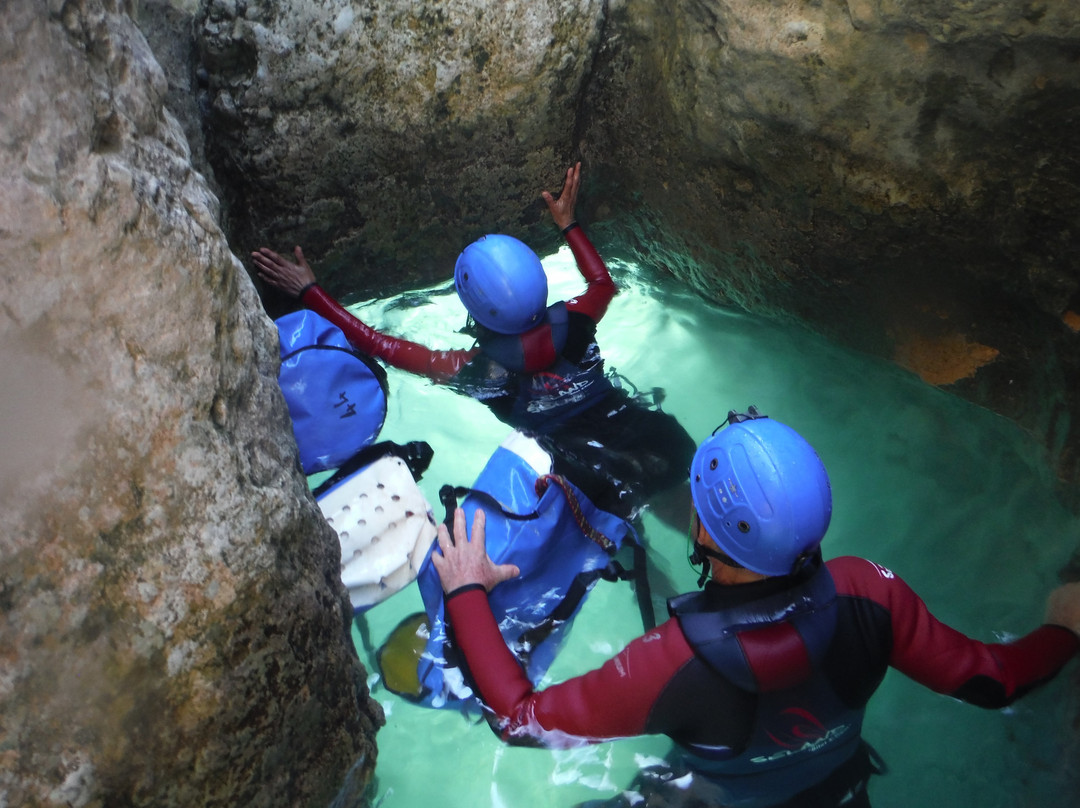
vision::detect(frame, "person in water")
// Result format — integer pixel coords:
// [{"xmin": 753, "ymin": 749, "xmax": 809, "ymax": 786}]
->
[
  {"xmin": 430, "ymin": 407, "xmax": 1080, "ymax": 808},
  {"xmin": 253, "ymin": 162, "xmax": 695, "ymax": 523}
]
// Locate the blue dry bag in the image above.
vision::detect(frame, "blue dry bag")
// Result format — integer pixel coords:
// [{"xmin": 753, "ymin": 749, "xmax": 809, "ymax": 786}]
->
[
  {"xmin": 276, "ymin": 309, "xmax": 389, "ymax": 474},
  {"xmin": 411, "ymin": 433, "xmax": 638, "ymax": 709}
]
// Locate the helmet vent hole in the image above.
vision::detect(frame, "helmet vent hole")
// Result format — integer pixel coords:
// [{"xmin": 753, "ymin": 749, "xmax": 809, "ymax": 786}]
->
[
  {"xmin": 737, "ymin": 520, "xmax": 751, "ymax": 533},
  {"xmin": 709, "ymin": 459, "xmax": 718, "ymax": 470}
]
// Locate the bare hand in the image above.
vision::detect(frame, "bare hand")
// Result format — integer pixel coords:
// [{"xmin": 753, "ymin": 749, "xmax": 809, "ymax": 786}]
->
[
  {"xmin": 542, "ymin": 162, "xmax": 582, "ymax": 231},
  {"xmin": 251, "ymin": 246, "xmax": 317, "ymax": 298},
  {"xmin": 431, "ymin": 508, "xmax": 520, "ymax": 594},
  {"xmin": 1045, "ymin": 581, "xmax": 1080, "ymax": 637}
]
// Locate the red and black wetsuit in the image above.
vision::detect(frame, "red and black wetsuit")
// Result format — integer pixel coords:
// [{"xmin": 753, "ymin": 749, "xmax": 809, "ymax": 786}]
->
[
  {"xmin": 298, "ymin": 226, "xmax": 615, "ymax": 382},
  {"xmin": 445, "ymin": 555, "xmax": 1078, "ymax": 807},
  {"xmin": 298, "ymin": 226, "xmax": 695, "ymax": 518}
]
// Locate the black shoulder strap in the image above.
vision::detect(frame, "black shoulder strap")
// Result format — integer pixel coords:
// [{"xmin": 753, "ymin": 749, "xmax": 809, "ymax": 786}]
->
[
  {"xmin": 437, "ymin": 484, "xmax": 540, "ymax": 530},
  {"xmin": 312, "ymin": 440, "xmax": 434, "ymax": 497}
]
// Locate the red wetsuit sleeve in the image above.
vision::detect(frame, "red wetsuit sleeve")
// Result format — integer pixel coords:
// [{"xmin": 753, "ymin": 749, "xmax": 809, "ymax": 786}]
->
[
  {"xmin": 299, "ymin": 284, "xmax": 478, "ymax": 382},
  {"xmin": 828, "ymin": 556, "xmax": 1079, "ymax": 707},
  {"xmin": 446, "ymin": 587, "xmax": 695, "ymax": 745},
  {"xmin": 563, "ymin": 226, "xmax": 616, "ymax": 323}
]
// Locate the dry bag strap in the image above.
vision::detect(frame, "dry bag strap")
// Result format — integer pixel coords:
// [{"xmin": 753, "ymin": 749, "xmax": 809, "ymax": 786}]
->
[
  {"xmin": 534, "ymin": 474, "xmax": 617, "ymax": 553},
  {"xmin": 533, "ymin": 473, "xmax": 653, "ymax": 627},
  {"xmin": 438, "ymin": 484, "xmax": 540, "ymax": 529},
  {"xmin": 313, "ymin": 440, "xmax": 433, "ymax": 498}
]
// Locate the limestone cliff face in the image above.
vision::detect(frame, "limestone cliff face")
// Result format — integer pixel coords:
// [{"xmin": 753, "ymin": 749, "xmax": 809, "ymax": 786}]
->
[
  {"xmin": 197, "ymin": 0, "xmax": 607, "ymax": 298},
  {"xmin": 195, "ymin": 0, "xmax": 1080, "ymax": 501},
  {"xmin": 0, "ymin": 2, "xmax": 380, "ymax": 806},
  {"xmin": 584, "ymin": 0, "xmax": 1080, "ymax": 497}
]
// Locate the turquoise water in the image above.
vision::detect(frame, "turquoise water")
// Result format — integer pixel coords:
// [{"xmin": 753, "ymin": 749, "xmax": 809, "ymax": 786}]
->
[{"xmin": 337, "ymin": 248, "xmax": 1078, "ymax": 807}]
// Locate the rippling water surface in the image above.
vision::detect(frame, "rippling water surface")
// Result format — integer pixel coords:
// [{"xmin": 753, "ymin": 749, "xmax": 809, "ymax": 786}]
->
[{"xmin": 335, "ymin": 247, "xmax": 1077, "ymax": 807}]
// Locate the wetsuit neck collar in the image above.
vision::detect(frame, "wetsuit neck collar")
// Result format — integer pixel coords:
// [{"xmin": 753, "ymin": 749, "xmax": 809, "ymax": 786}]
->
[
  {"xmin": 668, "ymin": 555, "xmax": 837, "ymax": 693},
  {"xmin": 697, "ymin": 553, "xmax": 822, "ymax": 608},
  {"xmin": 476, "ymin": 302, "xmax": 569, "ymax": 373}
]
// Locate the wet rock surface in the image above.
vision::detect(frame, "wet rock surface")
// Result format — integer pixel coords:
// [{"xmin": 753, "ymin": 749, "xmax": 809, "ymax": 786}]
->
[
  {"xmin": 584, "ymin": 0, "xmax": 1080, "ymax": 502},
  {"xmin": 195, "ymin": 0, "xmax": 607, "ymax": 302},
  {"xmin": 193, "ymin": 0, "xmax": 1080, "ymax": 502},
  {"xmin": 1, "ymin": 1, "xmax": 381, "ymax": 806}
]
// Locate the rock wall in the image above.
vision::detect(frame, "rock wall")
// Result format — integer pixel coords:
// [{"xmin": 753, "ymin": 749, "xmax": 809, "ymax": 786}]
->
[
  {"xmin": 0, "ymin": 2, "xmax": 381, "ymax": 806},
  {"xmin": 193, "ymin": 0, "xmax": 1080, "ymax": 504},
  {"xmin": 583, "ymin": 0, "xmax": 1080, "ymax": 502},
  {"xmin": 197, "ymin": 0, "xmax": 607, "ymax": 304}
]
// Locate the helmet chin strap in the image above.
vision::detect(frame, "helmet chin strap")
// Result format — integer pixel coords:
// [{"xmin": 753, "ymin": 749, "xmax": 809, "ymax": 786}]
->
[
  {"xmin": 689, "ymin": 540, "xmax": 820, "ymax": 586},
  {"xmin": 689, "ymin": 540, "xmax": 746, "ymax": 588}
]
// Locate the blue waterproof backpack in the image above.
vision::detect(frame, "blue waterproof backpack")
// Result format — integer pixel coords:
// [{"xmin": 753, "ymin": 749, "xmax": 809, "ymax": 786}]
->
[
  {"xmin": 406, "ymin": 433, "xmax": 649, "ymax": 710},
  {"xmin": 275, "ymin": 310, "xmax": 389, "ymax": 474}
]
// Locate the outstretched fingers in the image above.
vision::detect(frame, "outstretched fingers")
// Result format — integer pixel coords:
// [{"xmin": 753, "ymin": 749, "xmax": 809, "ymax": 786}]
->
[
  {"xmin": 432, "ymin": 508, "xmax": 519, "ymax": 593},
  {"xmin": 543, "ymin": 162, "xmax": 582, "ymax": 230},
  {"xmin": 461, "ymin": 507, "xmax": 484, "ymax": 551},
  {"xmin": 561, "ymin": 162, "xmax": 581, "ymax": 199},
  {"xmin": 1046, "ymin": 581, "xmax": 1080, "ymax": 637},
  {"xmin": 250, "ymin": 245, "xmax": 316, "ymax": 297}
]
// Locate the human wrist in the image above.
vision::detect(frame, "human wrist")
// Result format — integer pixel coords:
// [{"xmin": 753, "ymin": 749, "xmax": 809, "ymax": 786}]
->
[
  {"xmin": 561, "ymin": 220, "xmax": 580, "ymax": 236},
  {"xmin": 446, "ymin": 582, "xmax": 487, "ymax": 600}
]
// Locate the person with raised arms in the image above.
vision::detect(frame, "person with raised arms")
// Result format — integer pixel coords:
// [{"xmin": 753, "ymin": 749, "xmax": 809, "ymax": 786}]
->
[{"xmin": 254, "ymin": 162, "xmax": 695, "ymax": 523}]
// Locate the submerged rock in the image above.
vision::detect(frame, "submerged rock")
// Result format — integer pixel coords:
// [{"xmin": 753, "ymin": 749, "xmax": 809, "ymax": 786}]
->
[{"xmin": 0, "ymin": 2, "xmax": 381, "ymax": 806}]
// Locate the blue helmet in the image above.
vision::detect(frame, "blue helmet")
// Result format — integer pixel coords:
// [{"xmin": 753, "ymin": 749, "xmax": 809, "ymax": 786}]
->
[
  {"xmin": 454, "ymin": 234, "xmax": 548, "ymax": 335},
  {"xmin": 690, "ymin": 409, "xmax": 832, "ymax": 577}
]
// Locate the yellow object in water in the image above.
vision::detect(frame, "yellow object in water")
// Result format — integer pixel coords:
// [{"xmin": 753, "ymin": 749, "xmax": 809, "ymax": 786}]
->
[{"xmin": 377, "ymin": 612, "xmax": 430, "ymax": 699}]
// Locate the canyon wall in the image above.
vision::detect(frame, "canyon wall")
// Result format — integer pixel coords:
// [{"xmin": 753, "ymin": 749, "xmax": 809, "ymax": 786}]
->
[{"xmin": 0, "ymin": 2, "xmax": 382, "ymax": 805}]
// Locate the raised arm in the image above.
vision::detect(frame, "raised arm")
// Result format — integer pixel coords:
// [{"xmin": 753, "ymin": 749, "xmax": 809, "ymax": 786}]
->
[
  {"xmin": 542, "ymin": 164, "xmax": 616, "ymax": 322},
  {"xmin": 252, "ymin": 246, "xmax": 477, "ymax": 381},
  {"xmin": 829, "ymin": 556, "xmax": 1079, "ymax": 708}
]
